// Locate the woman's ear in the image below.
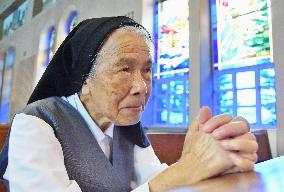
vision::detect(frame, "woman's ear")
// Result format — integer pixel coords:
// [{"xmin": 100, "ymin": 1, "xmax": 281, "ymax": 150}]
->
[{"xmin": 81, "ymin": 80, "xmax": 90, "ymax": 96}]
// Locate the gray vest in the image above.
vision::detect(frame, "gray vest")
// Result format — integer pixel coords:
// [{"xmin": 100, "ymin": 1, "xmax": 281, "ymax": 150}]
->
[{"xmin": 0, "ymin": 97, "xmax": 151, "ymax": 192}]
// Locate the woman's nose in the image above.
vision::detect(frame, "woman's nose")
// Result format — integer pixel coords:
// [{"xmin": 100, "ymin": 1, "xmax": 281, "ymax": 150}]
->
[{"xmin": 130, "ymin": 72, "xmax": 147, "ymax": 96}]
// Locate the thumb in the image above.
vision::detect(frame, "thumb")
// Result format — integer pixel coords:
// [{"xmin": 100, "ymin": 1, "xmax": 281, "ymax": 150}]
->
[{"xmin": 188, "ymin": 107, "xmax": 212, "ymax": 132}]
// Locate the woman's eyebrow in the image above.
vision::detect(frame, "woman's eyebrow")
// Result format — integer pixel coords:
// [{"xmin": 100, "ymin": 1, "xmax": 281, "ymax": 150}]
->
[
  {"xmin": 115, "ymin": 57, "xmax": 153, "ymax": 66},
  {"xmin": 115, "ymin": 58, "xmax": 137, "ymax": 66}
]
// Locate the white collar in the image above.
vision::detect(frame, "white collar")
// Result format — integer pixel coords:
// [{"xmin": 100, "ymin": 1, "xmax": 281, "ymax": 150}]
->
[{"xmin": 62, "ymin": 93, "xmax": 113, "ymax": 142}]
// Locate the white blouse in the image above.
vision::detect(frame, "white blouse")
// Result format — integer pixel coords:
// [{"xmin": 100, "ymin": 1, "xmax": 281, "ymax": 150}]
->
[{"xmin": 3, "ymin": 94, "xmax": 168, "ymax": 192}]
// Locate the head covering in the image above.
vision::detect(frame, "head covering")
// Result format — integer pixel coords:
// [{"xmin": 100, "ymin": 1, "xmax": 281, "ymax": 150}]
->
[
  {"xmin": 28, "ymin": 16, "xmax": 151, "ymax": 104},
  {"xmin": 27, "ymin": 16, "xmax": 151, "ymax": 148}
]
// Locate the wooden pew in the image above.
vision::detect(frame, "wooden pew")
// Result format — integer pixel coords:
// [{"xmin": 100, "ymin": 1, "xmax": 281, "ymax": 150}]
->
[{"xmin": 148, "ymin": 130, "xmax": 272, "ymax": 165}]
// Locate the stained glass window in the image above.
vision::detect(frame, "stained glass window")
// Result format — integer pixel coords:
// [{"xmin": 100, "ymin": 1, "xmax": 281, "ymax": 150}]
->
[
  {"xmin": 41, "ymin": 0, "xmax": 56, "ymax": 11},
  {"xmin": 0, "ymin": 48, "xmax": 15, "ymax": 123},
  {"xmin": 3, "ymin": 0, "xmax": 31, "ymax": 37},
  {"xmin": 66, "ymin": 11, "xmax": 78, "ymax": 33},
  {"xmin": 212, "ymin": 0, "xmax": 276, "ymax": 127},
  {"xmin": 142, "ymin": 0, "xmax": 189, "ymax": 129},
  {"xmin": 45, "ymin": 26, "xmax": 56, "ymax": 68}
]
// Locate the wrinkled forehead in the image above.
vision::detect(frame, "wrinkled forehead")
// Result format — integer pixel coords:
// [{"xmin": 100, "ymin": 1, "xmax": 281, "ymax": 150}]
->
[{"xmin": 98, "ymin": 27, "xmax": 154, "ymax": 58}]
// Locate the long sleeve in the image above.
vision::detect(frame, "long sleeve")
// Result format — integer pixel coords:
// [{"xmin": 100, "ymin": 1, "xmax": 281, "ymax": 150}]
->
[
  {"xmin": 4, "ymin": 113, "xmax": 82, "ymax": 192},
  {"xmin": 4, "ymin": 113, "xmax": 168, "ymax": 192},
  {"xmin": 132, "ymin": 145, "xmax": 169, "ymax": 192}
]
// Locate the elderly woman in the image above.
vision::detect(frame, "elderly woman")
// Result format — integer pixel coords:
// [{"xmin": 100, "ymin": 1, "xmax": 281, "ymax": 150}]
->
[{"xmin": 0, "ymin": 16, "xmax": 257, "ymax": 192}]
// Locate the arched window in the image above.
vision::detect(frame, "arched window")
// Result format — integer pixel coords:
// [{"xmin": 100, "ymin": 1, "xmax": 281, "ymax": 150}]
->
[
  {"xmin": 66, "ymin": 11, "xmax": 78, "ymax": 33},
  {"xmin": 211, "ymin": 0, "xmax": 276, "ymax": 127},
  {"xmin": 0, "ymin": 48, "xmax": 15, "ymax": 123},
  {"xmin": 45, "ymin": 26, "xmax": 56, "ymax": 68},
  {"xmin": 142, "ymin": 0, "xmax": 189, "ymax": 130}
]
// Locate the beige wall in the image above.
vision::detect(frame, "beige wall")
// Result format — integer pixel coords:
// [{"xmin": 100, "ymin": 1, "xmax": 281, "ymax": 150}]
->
[
  {"xmin": 0, "ymin": 0, "xmax": 144, "ymax": 117},
  {"xmin": 272, "ymin": 0, "xmax": 284, "ymax": 156}
]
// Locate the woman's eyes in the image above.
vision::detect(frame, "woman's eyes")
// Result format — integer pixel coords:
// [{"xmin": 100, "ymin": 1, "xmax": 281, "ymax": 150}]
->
[
  {"xmin": 120, "ymin": 67, "xmax": 130, "ymax": 72},
  {"xmin": 145, "ymin": 67, "xmax": 152, "ymax": 73}
]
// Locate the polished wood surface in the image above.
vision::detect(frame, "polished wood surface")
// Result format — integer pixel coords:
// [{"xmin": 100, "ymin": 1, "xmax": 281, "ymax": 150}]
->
[{"xmin": 171, "ymin": 156, "xmax": 284, "ymax": 192}]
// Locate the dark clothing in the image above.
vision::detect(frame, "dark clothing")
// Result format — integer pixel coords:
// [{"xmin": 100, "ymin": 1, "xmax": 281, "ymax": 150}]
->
[{"xmin": 0, "ymin": 97, "xmax": 150, "ymax": 192}]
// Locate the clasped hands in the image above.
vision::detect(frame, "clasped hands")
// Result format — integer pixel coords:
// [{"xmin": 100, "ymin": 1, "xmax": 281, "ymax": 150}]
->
[{"xmin": 149, "ymin": 107, "xmax": 258, "ymax": 192}]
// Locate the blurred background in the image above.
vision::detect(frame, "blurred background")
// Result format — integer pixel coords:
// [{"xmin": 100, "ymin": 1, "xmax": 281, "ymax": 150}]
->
[{"xmin": 0, "ymin": 0, "xmax": 284, "ymax": 158}]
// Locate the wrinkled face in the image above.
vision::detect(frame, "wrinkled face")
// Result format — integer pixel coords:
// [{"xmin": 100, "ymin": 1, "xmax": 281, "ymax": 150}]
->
[{"xmin": 81, "ymin": 29, "xmax": 152, "ymax": 126}]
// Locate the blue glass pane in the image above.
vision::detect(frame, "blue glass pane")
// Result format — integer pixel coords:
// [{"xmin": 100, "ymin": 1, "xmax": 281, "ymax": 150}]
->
[
  {"xmin": 260, "ymin": 68, "xmax": 275, "ymax": 87},
  {"xmin": 237, "ymin": 89, "xmax": 256, "ymax": 106},
  {"xmin": 237, "ymin": 107, "xmax": 257, "ymax": 124},
  {"xmin": 261, "ymin": 105, "xmax": 276, "ymax": 125},
  {"xmin": 185, "ymin": 79, "xmax": 189, "ymax": 94},
  {"xmin": 66, "ymin": 11, "xmax": 78, "ymax": 33},
  {"xmin": 216, "ymin": 107, "xmax": 233, "ymax": 115},
  {"xmin": 261, "ymin": 88, "xmax": 276, "ymax": 105},
  {"xmin": 217, "ymin": 91, "xmax": 233, "ymax": 107},
  {"xmin": 170, "ymin": 80, "xmax": 184, "ymax": 94},
  {"xmin": 156, "ymin": 96, "xmax": 167, "ymax": 109},
  {"xmin": 169, "ymin": 111, "xmax": 183, "ymax": 125},
  {"xmin": 236, "ymin": 71, "xmax": 255, "ymax": 89},
  {"xmin": 186, "ymin": 95, "xmax": 189, "ymax": 108},
  {"xmin": 157, "ymin": 82, "xmax": 168, "ymax": 95},
  {"xmin": 170, "ymin": 95, "xmax": 183, "ymax": 110},
  {"xmin": 0, "ymin": 101, "xmax": 9, "ymax": 123},
  {"xmin": 218, "ymin": 74, "xmax": 232, "ymax": 90},
  {"xmin": 156, "ymin": 110, "xmax": 167, "ymax": 124}
]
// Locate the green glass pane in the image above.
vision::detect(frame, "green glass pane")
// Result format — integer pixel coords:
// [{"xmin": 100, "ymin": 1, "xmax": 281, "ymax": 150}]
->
[
  {"xmin": 219, "ymin": 74, "xmax": 232, "ymax": 90},
  {"xmin": 218, "ymin": 91, "xmax": 233, "ymax": 107}
]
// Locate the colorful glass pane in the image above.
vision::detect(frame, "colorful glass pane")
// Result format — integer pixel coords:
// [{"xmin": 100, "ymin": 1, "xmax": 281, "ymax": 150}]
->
[
  {"xmin": 155, "ymin": 0, "xmax": 189, "ymax": 77},
  {"xmin": 213, "ymin": 0, "xmax": 272, "ymax": 70},
  {"xmin": 0, "ymin": 48, "xmax": 14, "ymax": 123},
  {"xmin": 218, "ymin": 74, "xmax": 232, "ymax": 90},
  {"xmin": 3, "ymin": 0, "xmax": 31, "ymax": 37}
]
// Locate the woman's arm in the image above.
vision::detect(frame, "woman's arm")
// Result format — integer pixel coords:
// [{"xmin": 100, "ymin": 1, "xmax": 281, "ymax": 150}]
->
[{"xmin": 4, "ymin": 113, "xmax": 81, "ymax": 192}]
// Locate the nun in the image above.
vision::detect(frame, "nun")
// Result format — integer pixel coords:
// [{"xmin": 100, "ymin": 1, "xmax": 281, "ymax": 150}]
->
[{"xmin": 0, "ymin": 16, "xmax": 258, "ymax": 192}]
